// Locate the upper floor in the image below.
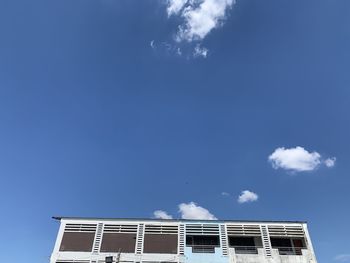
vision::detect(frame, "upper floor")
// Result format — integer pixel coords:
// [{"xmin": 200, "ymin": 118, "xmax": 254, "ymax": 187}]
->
[{"xmin": 51, "ymin": 217, "xmax": 318, "ymax": 263}]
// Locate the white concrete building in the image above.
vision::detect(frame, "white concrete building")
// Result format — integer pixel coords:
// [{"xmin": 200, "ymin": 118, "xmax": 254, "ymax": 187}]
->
[{"xmin": 50, "ymin": 217, "xmax": 318, "ymax": 263}]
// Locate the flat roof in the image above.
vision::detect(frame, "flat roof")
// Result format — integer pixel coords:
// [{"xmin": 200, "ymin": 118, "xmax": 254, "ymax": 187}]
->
[{"xmin": 52, "ymin": 216, "xmax": 307, "ymax": 224}]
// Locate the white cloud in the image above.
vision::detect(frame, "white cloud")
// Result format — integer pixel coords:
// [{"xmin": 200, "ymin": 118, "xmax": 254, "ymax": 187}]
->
[
  {"xmin": 193, "ymin": 44, "xmax": 208, "ymax": 58},
  {"xmin": 150, "ymin": 40, "xmax": 155, "ymax": 49},
  {"xmin": 335, "ymin": 254, "xmax": 350, "ymax": 262},
  {"xmin": 269, "ymin": 146, "xmax": 322, "ymax": 172},
  {"xmin": 178, "ymin": 202, "xmax": 217, "ymax": 220},
  {"xmin": 153, "ymin": 210, "xmax": 173, "ymax": 219},
  {"xmin": 167, "ymin": 0, "xmax": 235, "ymax": 42},
  {"xmin": 325, "ymin": 157, "xmax": 336, "ymax": 167},
  {"xmin": 221, "ymin": 192, "xmax": 230, "ymax": 197},
  {"xmin": 167, "ymin": 0, "xmax": 188, "ymax": 16},
  {"xmin": 269, "ymin": 146, "xmax": 337, "ymax": 172},
  {"xmin": 238, "ymin": 190, "xmax": 258, "ymax": 204}
]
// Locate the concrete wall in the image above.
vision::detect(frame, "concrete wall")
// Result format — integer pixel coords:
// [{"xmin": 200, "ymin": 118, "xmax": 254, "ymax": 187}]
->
[{"xmin": 184, "ymin": 247, "xmax": 227, "ymax": 263}]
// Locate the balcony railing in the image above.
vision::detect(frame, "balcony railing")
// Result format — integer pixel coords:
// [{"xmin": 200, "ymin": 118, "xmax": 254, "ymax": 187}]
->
[
  {"xmin": 275, "ymin": 247, "xmax": 305, "ymax": 256},
  {"xmin": 232, "ymin": 246, "xmax": 262, "ymax": 254},
  {"xmin": 190, "ymin": 245, "xmax": 216, "ymax": 253}
]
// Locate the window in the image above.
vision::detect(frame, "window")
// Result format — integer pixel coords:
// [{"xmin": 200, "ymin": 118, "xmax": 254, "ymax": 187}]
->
[
  {"xmin": 100, "ymin": 233, "xmax": 137, "ymax": 253},
  {"xmin": 271, "ymin": 238, "xmax": 292, "ymax": 247},
  {"xmin": 228, "ymin": 236, "xmax": 261, "ymax": 254},
  {"xmin": 186, "ymin": 235, "xmax": 220, "ymax": 253},
  {"xmin": 229, "ymin": 237, "xmax": 255, "ymax": 247},
  {"xmin": 186, "ymin": 235, "xmax": 220, "ymax": 246},
  {"xmin": 143, "ymin": 234, "xmax": 178, "ymax": 254},
  {"xmin": 270, "ymin": 238, "xmax": 306, "ymax": 255}
]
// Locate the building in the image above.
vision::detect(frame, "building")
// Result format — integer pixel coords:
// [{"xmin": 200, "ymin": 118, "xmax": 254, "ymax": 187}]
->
[{"xmin": 50, "ymin": 217, "xmax": 318, "ymax": 263}]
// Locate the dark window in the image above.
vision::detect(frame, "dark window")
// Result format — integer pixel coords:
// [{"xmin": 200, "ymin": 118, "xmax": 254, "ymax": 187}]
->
[
  {"xmin": 229, "ymin": 237, "xmax": 255, "ymax": 247},
  {"xmin": 292, "ymin": 239, "xmax": 305, "ymax": 248},
  {"xmin": 186, "ymin": 235, "xmax": 220, "ymax": 253},
  {"xmin": 143, "ymin": 234, "xmax": 178, "ymax": 254},
  {"xmin": 100, "ymin": 233, "xmax": 137, "ymax": 253},
  {"xmin": 270, "ymin": 238, "xmax": 292, "ymax": 248},
  {"xmin": 270, "ymin": 238, "xmax": 306, "ymax": 256},
  {"xmin": 186, "ymin": 235, "xmax": 220, "ymax": 246},
  {"xmin": 229, "ymin": 237, "xmax": 260, "ymax": 254},
  {"xmin": 59, "ymin": 232, "xmax": 95, "ymax": 252}
]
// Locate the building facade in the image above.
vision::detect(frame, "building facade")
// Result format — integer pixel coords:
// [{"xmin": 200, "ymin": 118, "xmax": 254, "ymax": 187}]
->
[{"xmin": 50, "ymin": 217, "xmax": 318, "ymax": 263}]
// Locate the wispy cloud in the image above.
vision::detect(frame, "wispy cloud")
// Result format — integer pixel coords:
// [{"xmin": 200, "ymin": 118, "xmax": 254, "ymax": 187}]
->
[
  {"xmin": 238, "ymin": 190, "xmax": 258, "ymax": 204},
  {"xmin": 193, "ymin": 44, "xmax": 208, "ymax": 58},
  {"xmin": 148, "ymin": 40, "xmax": 183, "ymax": 57},
  {"xmin": 159, "ymin": 0, "xmax": 235, "ymax": 58},
  {"xmin": 153, "ymin": 210, "xmax": 173, "ymax": 219},
  {"xmin": 178, "ymin": 202, "xmax": 217, "ymax": 220},
  {"xmin": 167, "ymin": 0, "xmax": 235, "ymax": 42},
  {"xmin": 335, "ymin": 254, "xmax": 350, "ymax": 262},
  {"xmin": 167, "ymin": 0, "xmax": 188, "ymax": 16},
  {"xmin": 268, "ymin": 146, "xmax": 336, "ymax": 173},
  {"xmin": 221, "ymin": 191, "xmax": 230, "ymax": 197},
  {"xmin": 325, "ymin": 157, "xmax": 336, "ymax": 168}
]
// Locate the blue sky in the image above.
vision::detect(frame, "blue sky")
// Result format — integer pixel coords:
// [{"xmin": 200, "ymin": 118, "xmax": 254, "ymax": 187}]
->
[{"xmin": 0, "ymin": 0, "xmax": 350, "ymax": 262}]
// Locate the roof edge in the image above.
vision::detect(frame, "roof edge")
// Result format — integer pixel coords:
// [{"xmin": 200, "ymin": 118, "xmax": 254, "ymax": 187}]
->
[{"xmin": 52, "ymin": 216, "xmax": 307, "ymax": 224}]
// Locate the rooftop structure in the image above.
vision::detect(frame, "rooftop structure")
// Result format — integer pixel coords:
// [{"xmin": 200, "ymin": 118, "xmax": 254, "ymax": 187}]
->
[{"xmin": 50, "ymin": 217, "xmax": 318, "ymax": 263}]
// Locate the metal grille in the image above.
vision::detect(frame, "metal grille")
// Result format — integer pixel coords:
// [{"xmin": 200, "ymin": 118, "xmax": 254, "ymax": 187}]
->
[
  {"xmin": 136, "ymin": 223, "xmax": 145, "ymax": 254},
  {"xmin": 185, "ymin": 224, "xmax": 219, "ymax": 235},
  {"xmin": 226, "ymin": 224, "xmax": 261, "ymax": 236},
  {"xmin": 260, "ymin": 225, "xmax": 272, "ymax": 257},
  {"xmin": 192, "ymin": 246, "xmax": 215, "ymax": 253},
  {"xmin": 268, "ymin": 225, "xmax": 305, "ymax": 237},
  {"xmin": 64, "ymin": 224, "xmax": 97, "ymax": 233},
  {"xmin": 145, "ymin": 225, "xmax": 178, "ymax": 234},
  {"xmin": 104, "ymin": 224, "xmax": 138, "ymax": 233},
  {"xmin": 92, "ymin": 223, "xmax": 104, "ymax": 253},
  {"xmin": 178, "ymin": 224, "xmax": 185, "ymax": 255},
  {"xmin": 220, "ymin": 224, "xmax": 228, "ymax": 256}
]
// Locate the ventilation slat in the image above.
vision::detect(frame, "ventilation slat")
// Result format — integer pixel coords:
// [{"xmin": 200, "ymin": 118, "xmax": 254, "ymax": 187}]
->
[
  {"xmin": 220, "ymin": 224, "xmax": 228, "ymax": 256},
  {"xmin": 186, "ymin": 224, "xmax": 219, "ymax": 235},
  {"xmin": 178, "ymin": 224, "xmax": 185, "ymax": 255},
  {"xmin": 103, "ymin": 224, "xmax": 138, "ymax": 233},
  {"xmin": 268, "ymin": 225, "xmax": 304, "ymax": 237},
  {"xmin": 145, "ymin": 225, "xmax": 178, "ymax": 234},
  {"xmin": 92, "ymin": 223, "xmax": 104, "ymax": 254},
  {"xmin": 64, "ymin": 224, "xmax": 97, "ymax": 233},
  {"xmin": 226, "ymin": 225, "xmax": 261, "ymax": 236},
  {"xmin": 261, "ymin": 225, "xmax": 272, "ymax": 257},
  {"xmin": 136, "ymin": 224, "xmax": 145, "ymax": 254}
]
